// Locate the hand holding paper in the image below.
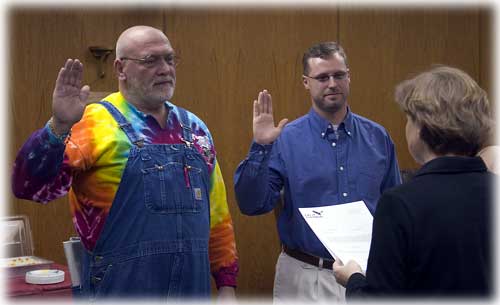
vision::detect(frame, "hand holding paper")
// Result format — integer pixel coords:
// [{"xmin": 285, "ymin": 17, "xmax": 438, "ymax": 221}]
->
[
  {"xmin": 332, "ymin": 260, "xmax": 363, "ymax": 287},
  {"xmin": 298, "ymin": 201, "xmax": 373, "ymax": 271}
]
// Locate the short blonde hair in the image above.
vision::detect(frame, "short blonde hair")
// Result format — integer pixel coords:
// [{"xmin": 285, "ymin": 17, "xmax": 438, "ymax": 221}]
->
[{"xmin": 395, "ymin": 65, "xmax": 493, "ymax": 156}]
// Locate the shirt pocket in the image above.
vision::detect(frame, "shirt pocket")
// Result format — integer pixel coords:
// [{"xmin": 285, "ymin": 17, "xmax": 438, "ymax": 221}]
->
[
  {"xmin": 142, "ymin": 161, "xmax": 206, "ymax": 214},
  {"xmin": 356, "ymin": 169, "xmax": 383, "ymax": 201}
]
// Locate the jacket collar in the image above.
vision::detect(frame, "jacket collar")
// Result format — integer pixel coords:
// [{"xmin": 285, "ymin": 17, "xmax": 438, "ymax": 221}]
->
[{"xmin": 416, "ymin": 156, "xmax": 487, "ymax": 177}]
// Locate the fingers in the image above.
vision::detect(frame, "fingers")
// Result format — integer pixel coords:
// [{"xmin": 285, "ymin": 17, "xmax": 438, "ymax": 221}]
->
[
  {"xmin": 348, "ymin": 260, "xmax": 363, "ymax": 272},
  {"xmin": 55, "ymin": 66, "xmax": 66, "ymax": 89},
  {"xmin": 262, "ymin": 89, "xmax": 271, "ymax": 114},
  {"xmin": 266, "ymin": 90, "xmax": 273, "ymax": 115},
  {"xmin": 80, "ymin": 85, "xmax": 91, "ymax": 105},
  {"xmin": 260, "ymin": 90, "xmax": 267, "ymax": 113},
  {"xmin": 253, "ymin": 99, "xmax": 259, "ymax": 118},
  {"xmin": 257, "ymin": 91, "xmax": 262, "ymax": 114},
  {"xmin": 57, "ymin": 59, "xmax": 84, "ymax": 87},
  {"xmin": 69, "ymin": 59, "xmax": 84, "ymax": 88},
  {"xmin": 277, "ymin": 118, "xmax": 289, "ymax": 130},
  {"xmin": 61, "ymin": 59, "xmax": 73, "ymax": 85},
  {"xmin": 256, "ymin": 89, "xmax": 272, "ymax": 114},
  {"xmin": 332, "ymin": 260, "xmax": 343, "ymax": 271}
]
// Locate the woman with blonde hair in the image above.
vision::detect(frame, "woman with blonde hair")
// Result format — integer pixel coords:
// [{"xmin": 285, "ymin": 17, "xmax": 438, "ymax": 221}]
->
[{"xmin": 333, "ymin": 65, "xmax": 494, "ymax": 298}]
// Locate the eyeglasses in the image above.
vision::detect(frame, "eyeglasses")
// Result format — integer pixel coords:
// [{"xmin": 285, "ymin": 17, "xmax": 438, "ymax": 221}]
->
[
  {"xmin": 303, "ymin": 70, "xmax": 349, "ymax": 83},
  {"xmin": 120, "ymin": 53, "xmax": 179, "ymax": 68}
]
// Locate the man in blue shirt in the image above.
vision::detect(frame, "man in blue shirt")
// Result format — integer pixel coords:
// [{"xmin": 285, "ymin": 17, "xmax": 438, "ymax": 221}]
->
[{"xmin": 233, "ymin": 41, "xmax": 402, "ymax": 302}]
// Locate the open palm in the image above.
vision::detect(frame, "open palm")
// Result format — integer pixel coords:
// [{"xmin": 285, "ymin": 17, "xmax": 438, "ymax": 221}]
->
[
  {"xmin": 253, "ymin": 90, "xmax": 288, "ymax": 145},
  {"xmin": 51, "ymin": 59, "xmax": 91, "ymax": 133}
]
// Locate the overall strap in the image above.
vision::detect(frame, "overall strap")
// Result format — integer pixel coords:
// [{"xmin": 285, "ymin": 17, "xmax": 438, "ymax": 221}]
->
[
  {"xmin": 177, "ymin": 106, "xmax": 193, "ymax": 147},
  {"xmin": 97, "ymin": 101, "xmax": 145, "ymax": 147}
]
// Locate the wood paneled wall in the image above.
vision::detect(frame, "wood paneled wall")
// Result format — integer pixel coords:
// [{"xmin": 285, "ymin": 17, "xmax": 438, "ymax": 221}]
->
[{"xmin": 7, "ymin": 6, "xmax": 492, "ymax": 298}]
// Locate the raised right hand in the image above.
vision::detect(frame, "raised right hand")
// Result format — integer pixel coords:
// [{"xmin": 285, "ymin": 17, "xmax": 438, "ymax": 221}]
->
[
  {"xmin": 51, "ymin": 59, "xmax": 91, "ymax": 134},
  {"xmin": 253, "ymin": 90, "xmax": 288, "ymax": 145}
]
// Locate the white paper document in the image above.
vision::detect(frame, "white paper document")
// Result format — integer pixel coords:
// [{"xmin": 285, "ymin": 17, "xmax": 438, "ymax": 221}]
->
[{"xmin": 299, "ymin": 201, "xmax": 373, "ymax": 271}]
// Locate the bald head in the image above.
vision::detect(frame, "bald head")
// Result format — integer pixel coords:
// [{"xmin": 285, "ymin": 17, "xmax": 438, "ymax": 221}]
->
[
  {"xmin": 114, "ymin": 25, "xmax": 177, "ymax": 113},
  {"xmin": 115, "ymin": 25, "xmax": 171, "ymax": 59}
]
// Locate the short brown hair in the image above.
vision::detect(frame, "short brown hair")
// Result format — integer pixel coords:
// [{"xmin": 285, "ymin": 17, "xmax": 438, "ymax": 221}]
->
[
  {"xmin": 302, "ymin": 42, "xmax": 348, "ymax": 75},
  {"xmin": 395, "ymin": 65, "xmax": 493, "ymax": 156}
]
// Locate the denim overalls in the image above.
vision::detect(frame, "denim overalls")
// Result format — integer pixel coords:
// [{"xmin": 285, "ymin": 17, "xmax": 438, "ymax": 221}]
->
[{"xmin": 80, "ymin": 101, "xmax": 211, "ymax": 300}]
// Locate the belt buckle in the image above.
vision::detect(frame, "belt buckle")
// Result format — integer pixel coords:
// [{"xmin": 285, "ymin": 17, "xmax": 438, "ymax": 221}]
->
[{"xmin": 318, "ymin": 257, "xmax": 324, "ymax": 269}]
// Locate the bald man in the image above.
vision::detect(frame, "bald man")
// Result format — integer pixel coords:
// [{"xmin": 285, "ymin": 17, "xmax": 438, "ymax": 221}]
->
[{"xmin": 12, "ymin": 25, "xmax": 238, "ymax": 300}]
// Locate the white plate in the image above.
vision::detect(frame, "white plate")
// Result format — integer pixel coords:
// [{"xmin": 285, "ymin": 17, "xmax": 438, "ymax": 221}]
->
[{"xmin": 25, "ymin": 269, "xmax": 65, "ymax": 285}]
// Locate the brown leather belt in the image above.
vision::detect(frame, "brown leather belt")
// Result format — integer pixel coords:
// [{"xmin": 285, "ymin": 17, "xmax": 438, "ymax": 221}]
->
[{"xmin": 283, "ymin": 245, "xmax": 335, "ymax": 269}]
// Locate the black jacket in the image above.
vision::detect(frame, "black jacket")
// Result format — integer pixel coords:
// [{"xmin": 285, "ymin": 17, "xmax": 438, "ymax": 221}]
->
[{"xmin": 347, "ymin": 156, "xmax": 493, "ymax": 299}]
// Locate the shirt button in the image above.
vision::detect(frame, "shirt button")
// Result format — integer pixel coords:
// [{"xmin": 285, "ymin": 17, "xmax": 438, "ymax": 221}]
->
[
  {"xmin": 321, "ymin": 132, "xmax": 325, "ymax": 137},
  {"xmin": 347, "ymin": 131, "xmax": 351, "ymax": 135},
  {"xmin": 342, "ymin": 192, "xmax": 348, "ymax": 197},
  {"xmin": 339, "ymin": 166, "xmax": 344, "ymax": 171},
  {"xmin": 331, "ymin": 142, "xmax": 336, "ymax": 147}
]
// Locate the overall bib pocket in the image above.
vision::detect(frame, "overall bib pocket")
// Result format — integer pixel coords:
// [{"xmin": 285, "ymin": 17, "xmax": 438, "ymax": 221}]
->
[{"xmin": 142, "ymin": 160, "xmax": 206, "ymax": 214}]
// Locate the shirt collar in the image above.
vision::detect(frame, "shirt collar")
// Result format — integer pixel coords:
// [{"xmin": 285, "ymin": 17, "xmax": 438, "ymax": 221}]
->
[
  {"xmin": 308, "ymin": 106, "xmax": 354, "ymax": 139},
  {"xmin": 112, "ymin": 91, "xmax": 174, "ymax": 120}
]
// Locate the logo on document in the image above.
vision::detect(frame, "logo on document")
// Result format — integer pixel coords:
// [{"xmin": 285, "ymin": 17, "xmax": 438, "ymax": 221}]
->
[{"xmin": 304, "ymin": 210, "xmax": 324, "ymax": 218}]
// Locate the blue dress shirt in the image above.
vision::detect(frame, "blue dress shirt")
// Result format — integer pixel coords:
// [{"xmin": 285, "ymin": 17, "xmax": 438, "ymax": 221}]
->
[{"xmin": 234, "ymin": 107, "xmax": 402, "ymax": 259}]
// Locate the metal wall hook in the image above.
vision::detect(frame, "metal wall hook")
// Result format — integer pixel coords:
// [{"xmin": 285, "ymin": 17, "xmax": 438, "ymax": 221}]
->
[{"xmin": 89, "ymin": 46, "xmax": 114, "ymax": 78}]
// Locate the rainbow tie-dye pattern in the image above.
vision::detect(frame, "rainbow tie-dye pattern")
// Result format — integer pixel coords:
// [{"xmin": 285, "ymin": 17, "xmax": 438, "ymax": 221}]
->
[{"xmin": 12, "ymin": 92, "xmax": 238, "ymax": 288}]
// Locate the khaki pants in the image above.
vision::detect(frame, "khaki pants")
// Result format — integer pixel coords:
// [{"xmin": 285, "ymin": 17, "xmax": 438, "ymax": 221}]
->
[{"xmin": 273, "ymin": 251, "xmax": 346, "ymax": 303}]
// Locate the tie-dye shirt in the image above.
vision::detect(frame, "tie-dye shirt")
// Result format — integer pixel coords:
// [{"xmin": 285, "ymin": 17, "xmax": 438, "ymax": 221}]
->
[{"xmin": 12, "ymin": 92, "xmax": 238, "ymax": 288}]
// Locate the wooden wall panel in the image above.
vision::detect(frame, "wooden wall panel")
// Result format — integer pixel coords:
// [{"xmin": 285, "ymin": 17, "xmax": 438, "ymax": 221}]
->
[
  {"xmin": 339, "ymin": 8, "xmax": 482, "ymax": 170},
  {"xmin": 479, "ymin": 8, "xmax": 494, "ymax": 117}
]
